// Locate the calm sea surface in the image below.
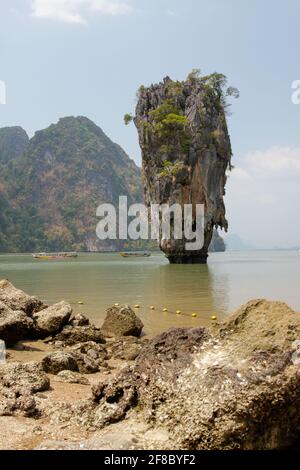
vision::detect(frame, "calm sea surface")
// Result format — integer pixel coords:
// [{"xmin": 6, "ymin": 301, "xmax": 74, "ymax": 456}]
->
[{"xmin": 0, "ymin": 251, "xmax": 299, "ymax": 335}]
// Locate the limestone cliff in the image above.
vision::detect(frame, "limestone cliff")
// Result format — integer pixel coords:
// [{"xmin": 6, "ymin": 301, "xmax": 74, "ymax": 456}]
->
[
  {"xmin": 0, "ymin": 117, "xmax": 143, "ymax": 252},
  {"xmin": 133, "ymin": 71, "xmax": 234, "ymax": 263}
]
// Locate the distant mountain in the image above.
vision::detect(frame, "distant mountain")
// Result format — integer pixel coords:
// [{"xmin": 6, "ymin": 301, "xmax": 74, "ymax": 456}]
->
[
  {"xmin": 0, "ymin": 126, "xmax": 29, "ymax": 164},
  {"xmin": 0, "ymin": 117, "xmax": 143, "ymax": 252},
  {"xmin": 224, "ymin": 234, "xmax": 255, "ymax": 251},
  {"xmin": 209, "ymin": 230, "xmax": 226, "ymax": 252}
]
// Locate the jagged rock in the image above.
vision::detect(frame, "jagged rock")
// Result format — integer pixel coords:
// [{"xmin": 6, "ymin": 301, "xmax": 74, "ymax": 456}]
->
[
  {"xmin": 91, "ymin": 300, "xmax": 300, "ymax": 449},
  {"xmin": 69, "ymin": 342, "xmax": 109, "ymax": 374},
  {"xmin": 108, "ymin": 336, "xmax": 146, "ymax": 361},
  {"xmin": 54, "ymin": 325, "xmax": 105, "ymax": 346},
  {"xmin": 101, "ymin": 305, "xmax": 144, "ymax": 338},
  {"xmin": 0, "ymin": 393, "xmax": 39, "ymax": 418},
  {"xmin": 42, "ymin": 342, "xmax": 108, "ymax": 375},
  {"xmin": 0, "ymin": 279, "xmax": 44, "ymax": 314},
  {"xmin": 0, "ymin": 311, "xmax": 33, "ymax": 346},
  {"xmin": 42, "ymin": 351, "xmax": 79, "ymax": 375},
  {"xmin": 134, "ymin": 73, "xmax": 233, "ymax": 263},
  {"xmin": 55, "ymin": 370, "xmax": 90, "ymax": 385},
  {"xmin": 0, "ymin": 361, "xmax": 50, "ymax": 394},
  {"xmin": 32, "ymin": 301, "xmax": 72, "ymax": 339},
  {"xmin": 90, "ymin": 381, "xmax": 138, "ymax": 429}
]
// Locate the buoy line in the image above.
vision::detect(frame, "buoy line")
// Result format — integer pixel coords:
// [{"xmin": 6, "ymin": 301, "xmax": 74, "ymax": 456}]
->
[
  {"xmin": 131, "ymin": 304, "xmax": 218, "ymax": 321},
  {"xmin": 131, "ymin": 304, "xmax": 214, "ymax": 319},
  {"xmin": 74, "ymin": 300, "xmax": 217, "ymax": 321}
]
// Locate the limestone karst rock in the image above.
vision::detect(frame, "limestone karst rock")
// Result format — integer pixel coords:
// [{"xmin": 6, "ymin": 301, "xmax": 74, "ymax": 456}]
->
[
  {"xmin": 91, "ymin": 299, "xmax": 300, "ymax": 449},
  {"xmin": 134, "ymin": 72, "xmax": 233, "ymax": 263},
  {"xmin": 101, "ymin": 305, "xmax": 144, "ymax": 338}
]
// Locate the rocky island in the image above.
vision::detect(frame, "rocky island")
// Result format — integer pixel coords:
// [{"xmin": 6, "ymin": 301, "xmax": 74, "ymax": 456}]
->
[
  {"xmin": 129, "ymin": 71, "xmax": 236, "ymax": 263},
  {"xmin": 1, "ymin": 279, "xmax": 300, "ymax": 450}
]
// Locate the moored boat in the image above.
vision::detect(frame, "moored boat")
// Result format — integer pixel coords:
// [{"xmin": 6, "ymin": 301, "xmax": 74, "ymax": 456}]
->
[
  {"xmin": 32, "ymin": 252, "xmax": 78, "ymax": 260},
  {"xmin": 120, "ymin": 252, "xmax": 151, "ymax": 258}
]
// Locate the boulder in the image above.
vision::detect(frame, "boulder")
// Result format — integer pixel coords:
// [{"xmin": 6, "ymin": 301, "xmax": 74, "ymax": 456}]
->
[
  {"xmin": 108, "ymin": 336, "xmax": 146, "ymax": 361},
  {"xmin": 0, "ymin": 280, "xmax": 43, "ymax": 314},
  {"xmin": 32, "ymin": 301, "xmax": 72, "ymax": 339},
  {"xmin": 69, "ymin": 342, "xmax": 109, "ymax": 374},
  {"xmin": 0, "ymin": 393, "xmax": 39, "ymax": 418},
  {"xmin": 42, "ymin": 351, "xmax": 79, "ymax": 375},
  {"xmin": 0, "ymin": 361, "xmax": 50, "ymax": 394},
  {"xmin": 55, "ymin": 370, "xmax": 90, "ymax": 385},
  {"xmin": 91, "ymin": 300, "xmax": 300, "ymax": 449},
  {"xmin": 101, "ymin": 305, "xmax": 143, "ymax": 338},
  {"xmin": 0, "ymin": 312, "xmax": 33, "ymax": 346},
  {"xmin": 54, "ymin": 324, "xmax": 105, "ymax": 346}
]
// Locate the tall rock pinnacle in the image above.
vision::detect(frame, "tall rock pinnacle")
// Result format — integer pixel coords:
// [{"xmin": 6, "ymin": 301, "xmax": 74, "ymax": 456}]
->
[{"xmin": 132, "ymin": 71, "xmax": 235, "ymax": 263}]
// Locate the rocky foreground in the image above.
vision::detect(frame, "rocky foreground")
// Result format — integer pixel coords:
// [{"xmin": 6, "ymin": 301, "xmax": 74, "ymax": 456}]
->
[{"xmin": 1, "ymin": 279, "xmax": 300, "ymax": 450}]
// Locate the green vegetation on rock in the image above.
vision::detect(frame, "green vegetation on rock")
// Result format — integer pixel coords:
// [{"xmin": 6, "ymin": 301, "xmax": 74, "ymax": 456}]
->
[
  {"xmin": 158, "ymin": 160, "xmax": 185, "ymax": 178},
  {"xmin": 0, "ymin": 117, "xmax": 143, "ymax": 253}
]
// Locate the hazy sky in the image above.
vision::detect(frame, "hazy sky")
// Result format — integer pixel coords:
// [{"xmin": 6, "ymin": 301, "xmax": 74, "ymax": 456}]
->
[{"xmin": 1, "ymin": 0, "xmax": 300, "ymax": 247}]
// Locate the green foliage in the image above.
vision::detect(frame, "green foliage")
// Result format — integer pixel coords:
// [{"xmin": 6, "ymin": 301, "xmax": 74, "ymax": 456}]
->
[
  {"xmin": 187, "ymin": 68, "xmax": 202, "ymax": 81},
  {"xmin": 226, "ymin": 86, "xmax": 240, "ymax": 99},
  {"xmin": 124, "ymin": 113, "xmax": 133, "ymax": 125},
  {"xmin": 158, "ymin": 160, "xmax": 185, "ymax": 178},
  {"xmin": 186, "ymin": 70, "xmax": 239, "ymax": 114},
  {"xmin": 158, "ymin": 144, "xmax": 173, "ymax": 155},
  {"xmin": 149, "ymin": 99, "xmax": 180, "ymax": 122},
  {"xmin": 148, "ymin": 99, "xmax": 191, "ymax": 153}
]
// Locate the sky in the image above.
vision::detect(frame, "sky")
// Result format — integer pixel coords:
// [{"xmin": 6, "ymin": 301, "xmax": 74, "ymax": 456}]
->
[{"xmin": 0, "ymin": 0, "xmax": 300, "ymax": 247}]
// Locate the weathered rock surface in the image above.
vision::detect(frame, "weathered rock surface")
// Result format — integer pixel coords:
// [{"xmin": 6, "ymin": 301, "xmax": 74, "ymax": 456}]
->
[
  {"xmin": 0, "ymin": 361, "xmax": 49, "ymax": 418},
  {"xmin": 108, "ymin": 336, "xmax": 146, "ymax": 361},
  {"xmin": 0, "ymin": 361, "xmax": 50, "ymax": 395},
  {"xmin": 42, "ymin": 342, "xmax": 109, "ymax": 375},
  {"xmin": 69, "ymin": 313, "xmax": 90, "ymax": 327},
  {"xmin": 101, "ymin": 305, "xmax": 144, "ymax": 338},
  {"xmin": 54, "ymin": 370, "xmax": 90, "ymax": 385},
  {"xmin": 0, "ymin": 311, "xmax": 33, "ymax": 346},
  {"xmin": 134, "ymin": 73, "xmax": 233, "ymax": 263},
  {"xmin": 42, "ymin": 351, "xmax": 79, "ymax": 375},
  {"xmin": 0, "ymin": 279, "xmax": 43, "ymax": 314},
  {"xmin": 89, "ymin": 300, "xmax": 300, "ymax": 449},
  {"xmin": 69, "ymin": 342, "xmax": 109, "ymax": 374},
  {"xmin": 32, "ymin": 301, "xmax": 72, "ymax": 339},
  {"xmin": 0, "ymin": 300, "xmax": 13, "ymax": 316},
  {"xmin": 0, "ymin": 393, "xmax": 39, "ymax": 418},
  {"xmin": 0, "ymin": 281, "xmax": 75, "ymax": 345},
  {"xmin": 54, "ymin": 324, "xmax": 105, "ymax": 346}
]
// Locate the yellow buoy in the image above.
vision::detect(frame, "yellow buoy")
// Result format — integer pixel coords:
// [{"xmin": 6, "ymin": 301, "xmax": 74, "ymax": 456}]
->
[
  {"xmin": 163, "ymin": 308, "xmax": 168, "ymax": 312},
  {"xmin": 192, "ymin": 313, "xmax": 198, "ymax": 318},
  {"xmin": 176, "ymin": 310, "xmax": 181, "ymax": 315},
  {"xmin": 114, "ymin": 303, "xmax": 120, "ymax": 307},
  {"xmin": 134, "ymin": 304, "xmax": 140, "ymax": 309},
  {"xmin": 78, "ymin": 301, "xmax": 84, "ymax": 305},
  {"xmin": 149, "ymin": 306, "xmax": 155, "ymax": 310},
  {"xmin": 211, "ymin": 315, "xmax": 217, "ymax": 321}
]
